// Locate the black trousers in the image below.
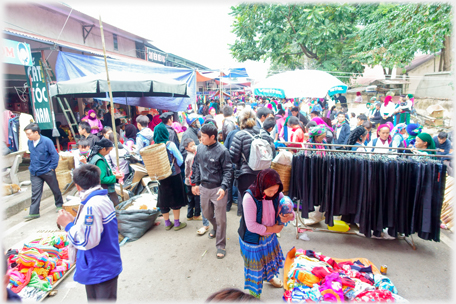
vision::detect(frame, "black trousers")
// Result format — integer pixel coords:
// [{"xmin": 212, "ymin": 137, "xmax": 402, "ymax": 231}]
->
[
  {"xmin": 30, "ymin": 170, "xmax": 63, "ymax": 215},
  {"xmin": 85, "ymin": 275, "xmax": 118, "ymax": 301},
  {"xmin": 186, "ymin": 188, "xmax": 201, "ymax": 218},
  {"xmin": 101, "ymin": 184, "xmax": 120, "ymax": 207}
]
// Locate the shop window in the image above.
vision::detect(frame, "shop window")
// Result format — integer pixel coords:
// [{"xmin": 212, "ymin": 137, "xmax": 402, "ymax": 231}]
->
[{"xmin": 113, "ymin": 34, "xmax": 118, "ymax": 51}]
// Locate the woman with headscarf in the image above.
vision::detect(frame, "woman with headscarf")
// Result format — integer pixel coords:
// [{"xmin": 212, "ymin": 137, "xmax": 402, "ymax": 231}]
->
[
  {"xmin": 208, "ymin": 107, "xmax": 216, "ymax": 118},
  {"xmin": 238, "ymin": 169, "xmax": 295, "ymax": 299},
  {"xmin": 368, "ymin": 124, "xmax": 392, "ymax": 153},
  {"xmin": 406, "ymin": 123, "xmax": 423, "ymax": 147},
  {"xmin": 390, "ymin": 123, "xmax": 408, "ymax": 153},
  {"xmin": 346, "ymin": 126, "xmax": 368, "ymax": 152},
  {"xmin": 354, "ymin": 91, "xmax": 363, "ymax": 103},
  {"xmin": 312, "ymin": 117, "xmax": 334, "ymax": 144},
  {"xmin": 407, "ymin": 94, "xmax": 415, "ymax": 107},
  {"xmin": 412, "ymin": 133, "xmax": 436, "ymax": 156},
  {"xmin": 380, "ymin": 96, "xmax": 396, "ymax": 125},
  {"xmin": 153, "ymin": 122, "xmax": 187, "ymax": 231},
  {"xmin": 308, "ymin": 125, "xmax": 329, "ymax": 156},
  {"xmin": 88, "ymin": 138, "xmax": 123, "ymax": 206},
  {"xmin": 83, "ymin": 109, "xmax": 104, "ymax": 135}
]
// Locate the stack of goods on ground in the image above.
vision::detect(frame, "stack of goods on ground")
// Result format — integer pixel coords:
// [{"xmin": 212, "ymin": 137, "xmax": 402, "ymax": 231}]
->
[
  {"xmin": 283, "ymin": 247, "xmax": 407, "ymax": 303},
  {"xmin": 55, "ymin": 155, "xmax": 73, "ymax": 191},
  {"xmin": 441, "ymin": 175, "xmax": 454, "ymax": 231},
  {"xmin": 116, "ymin": 194, "xmax": 160, "ymax": 242},
  {"xmin": 6, "ymin": 231, "xmax": 75, "ymax": 301}
]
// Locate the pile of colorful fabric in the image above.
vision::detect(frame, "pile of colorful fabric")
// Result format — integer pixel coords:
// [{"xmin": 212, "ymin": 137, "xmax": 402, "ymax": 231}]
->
[
  {"xmin": 6, "ymin": 232, "xmax": 74, "ymax": 301},
  {"xmin": 283, "ymin": 249, "xmax": 408, "ymax": 302}
]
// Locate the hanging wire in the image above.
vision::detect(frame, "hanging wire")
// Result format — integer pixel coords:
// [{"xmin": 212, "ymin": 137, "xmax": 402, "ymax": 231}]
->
[{"xmin": 45, "ymin": 7, "xmax": 73, "ymax": 61}]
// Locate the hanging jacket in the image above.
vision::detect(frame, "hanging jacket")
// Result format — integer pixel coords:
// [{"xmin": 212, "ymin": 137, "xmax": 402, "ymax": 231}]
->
[{"xmin": 65, "ymin": 189, "xmax": 122, "ymax": 285}]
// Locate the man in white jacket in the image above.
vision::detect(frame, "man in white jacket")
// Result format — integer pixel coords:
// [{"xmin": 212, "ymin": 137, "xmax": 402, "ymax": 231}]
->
[{"xmin": 57, "ymin": 164, "xmax": 122, "ymax": 301}]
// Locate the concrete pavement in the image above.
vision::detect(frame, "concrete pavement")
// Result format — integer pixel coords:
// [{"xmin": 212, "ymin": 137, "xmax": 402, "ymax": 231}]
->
[{"xmin": 2, "ymin": 192, "xmax": 454, "ymax": 302}]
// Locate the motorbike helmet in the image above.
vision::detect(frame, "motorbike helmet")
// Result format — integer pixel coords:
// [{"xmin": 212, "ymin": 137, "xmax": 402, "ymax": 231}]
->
[{"xmin": 186, "ymin": 113, "xmax": 199, "ymax": 126}]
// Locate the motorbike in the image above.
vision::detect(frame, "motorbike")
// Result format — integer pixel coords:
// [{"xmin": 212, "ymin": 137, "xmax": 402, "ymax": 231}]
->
[{"xmin": 115, "ymin": 153, "xmax": 158, "ymax": 201}]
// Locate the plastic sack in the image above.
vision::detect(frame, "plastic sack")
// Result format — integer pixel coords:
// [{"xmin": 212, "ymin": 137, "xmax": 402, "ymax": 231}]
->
[
  {"xmin": 273, "ymin": 150, "xmax": 293, "ymax": 166},
  {"xmin": 115, "ymin": 194, "xmax": 159, "ymax": 242}
]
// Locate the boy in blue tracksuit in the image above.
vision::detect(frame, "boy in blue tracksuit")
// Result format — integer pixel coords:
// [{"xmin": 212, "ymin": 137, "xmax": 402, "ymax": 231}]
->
[{"xmin": 57, "ymin": 164, "xmax": 122, "ymax": 301}]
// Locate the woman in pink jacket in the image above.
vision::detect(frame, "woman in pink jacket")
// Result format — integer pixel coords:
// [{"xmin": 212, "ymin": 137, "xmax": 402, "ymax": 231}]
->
[{"xmin": 82, "ymin": 109, "xmax": 103, "ymax": 135}]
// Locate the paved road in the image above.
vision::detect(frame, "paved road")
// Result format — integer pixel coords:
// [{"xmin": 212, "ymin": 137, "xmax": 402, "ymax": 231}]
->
[{"xmin": 3, "ymin": 191, "xmax": 454, "ymax": 302}]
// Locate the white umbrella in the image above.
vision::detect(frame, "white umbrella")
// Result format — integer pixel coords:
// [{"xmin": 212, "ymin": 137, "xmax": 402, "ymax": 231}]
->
[{"xmin": 252, "ymin": 70, "xmax": 346, "ymax": 99}]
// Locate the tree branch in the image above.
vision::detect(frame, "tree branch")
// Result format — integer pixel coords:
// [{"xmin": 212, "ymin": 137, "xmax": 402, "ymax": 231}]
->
[{"xmin": 285, "ymin": 6, "xmax": 319, "ymax": 60}]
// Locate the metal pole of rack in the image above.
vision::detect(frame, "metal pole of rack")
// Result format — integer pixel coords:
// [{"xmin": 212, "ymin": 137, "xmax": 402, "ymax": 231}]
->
[
  {"xmin": 280, "ymin": 141, "xmax": 439, "ymax": 153},
  {"xmin": 277, "ymin": 146, "xmax": 447, "ymax": 158}
]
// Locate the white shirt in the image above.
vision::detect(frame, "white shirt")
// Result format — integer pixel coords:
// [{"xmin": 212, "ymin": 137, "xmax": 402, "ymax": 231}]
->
[
  {"xmin": 33, "ymin": 138, "xmax": 40, "ymax": 147},
  {"xmin": 368, "ymin": 138, "xmax": 391, "ymax": 154}
]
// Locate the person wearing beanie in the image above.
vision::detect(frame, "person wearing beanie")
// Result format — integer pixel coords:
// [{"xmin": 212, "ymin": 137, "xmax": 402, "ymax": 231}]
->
[{"xmin": 88, "ymin": 138, "xmax": 123, "ymax": 207}]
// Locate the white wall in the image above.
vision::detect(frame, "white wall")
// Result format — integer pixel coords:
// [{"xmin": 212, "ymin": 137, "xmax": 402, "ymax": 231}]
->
[
  {"xmin": 4, "ymin": 3, "xmax": 137, "ymax": 57},
  {"xmin": 414, "ymin": 72, "xmax": 453, "ymax": 99}
]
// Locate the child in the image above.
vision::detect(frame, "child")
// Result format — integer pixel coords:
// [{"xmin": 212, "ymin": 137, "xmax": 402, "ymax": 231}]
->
[
  {"xmin": 183, "ymin": 138, "xmax": 210, "ymax": 235},
  {"xmin": 72, "ymin": 139, "xmax": 91, "ymax": 169},
  {"xmin": 349, "ymin": 112, "xmax": 358, "ymax": 130},
  {"xmin": 191, "ymin": 123, "xmax": 233, "ymax": 259},
  {"xmin": 56, "ymin": 164, "xmax": 122, "ymax": 301}
]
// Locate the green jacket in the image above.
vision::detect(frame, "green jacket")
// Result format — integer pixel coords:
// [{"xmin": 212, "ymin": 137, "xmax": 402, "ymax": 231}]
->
[{"xmin": 89, "ymin": 153, "xmax": 116, "ymax": 193}]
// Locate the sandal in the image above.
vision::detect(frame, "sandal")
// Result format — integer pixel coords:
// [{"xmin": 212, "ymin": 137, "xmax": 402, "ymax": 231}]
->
[
  {"xmin": 216, "ymin": 248, "xmax": 226, "ymax": 259},
  {"xmin": 268, "ymin": 277, "xmax": 283, "ymax": 288},
  {"xmin": 208, "ymin": 229, "xmax": 216, "ymax": 239},
  {"xmin": 197, "ymin": 226, "xmax": 209, "ymax": 236}
]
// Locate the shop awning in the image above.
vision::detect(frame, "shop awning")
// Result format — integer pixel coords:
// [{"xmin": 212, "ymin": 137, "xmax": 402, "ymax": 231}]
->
[
  {"xmin": 55, "ymin": 51, "xmax": 196, "ymax": 111},
  {"xmin": 196, "ymin": 71, "xmax": 214, "ymax": 82},
  {"xmin": 220, "ymin": 68, "xmax": 249, "ymax": 78}
]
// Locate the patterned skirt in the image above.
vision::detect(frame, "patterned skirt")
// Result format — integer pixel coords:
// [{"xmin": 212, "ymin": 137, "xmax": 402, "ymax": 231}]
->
[{"xmin": 239, "ymin": 234, "xmax": 284, "ymax": 296}]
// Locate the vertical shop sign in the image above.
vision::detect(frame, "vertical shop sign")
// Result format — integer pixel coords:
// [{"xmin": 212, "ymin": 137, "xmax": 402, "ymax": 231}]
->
[{"xmin": 24, "ymin": 52, "xmax": 54, "ymax": 129}]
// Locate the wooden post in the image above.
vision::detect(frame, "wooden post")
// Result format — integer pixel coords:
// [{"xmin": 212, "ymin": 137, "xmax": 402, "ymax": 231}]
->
[{"xmin": 99, "ymin": 15, "xmax": 124, "ymax": 200}]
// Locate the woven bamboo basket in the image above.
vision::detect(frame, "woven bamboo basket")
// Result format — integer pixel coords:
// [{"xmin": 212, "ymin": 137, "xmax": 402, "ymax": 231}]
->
[
  {"xmin": 140, "ymin": 143, "xmax": 171, "ymax": 181},
  {"xmin": 55, "ymin": 159, "xmax": 69, "ymax": 172},
  {"xmin": 271, "ymin": 162, "xmax": 292, "ymax": 194},
  {"xmin": 56, "ymin": 171, "xmax": 72, "ymax": 190},
  {"xmin": 63, "ymin": 201, "xmax": 81, "ymax": 217},
  {"xmin": 60, "ymin": 155, "xmax": 74, "ymax": 170}
]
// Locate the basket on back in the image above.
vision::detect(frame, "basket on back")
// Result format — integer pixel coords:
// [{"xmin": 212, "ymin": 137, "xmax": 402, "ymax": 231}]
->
[
  {"xmin": 271, "ymin": 162, "xmax": 291, "ymax": 195},
  {"xmin": 140, "ymin": 143, "xmax": 171, "ymax": 181}
]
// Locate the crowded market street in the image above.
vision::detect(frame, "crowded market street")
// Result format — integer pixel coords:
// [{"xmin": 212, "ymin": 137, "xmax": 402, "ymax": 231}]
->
[
  {"xmin": 2, "ymin": 2, "xmax": 455, "ymax": 303},
  {"xmin": 2, "ymin": 190, "xmax": 454, "ymax": 302}
]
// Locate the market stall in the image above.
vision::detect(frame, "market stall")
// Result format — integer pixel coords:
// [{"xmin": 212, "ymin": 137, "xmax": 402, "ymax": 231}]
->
[
  {"xmin": 283, "ymin": 247, "xmax": 408, "ymax": 302},
  {"xmin": 6, "ymin": 230, "xmax": 76, "ymax": 302}
]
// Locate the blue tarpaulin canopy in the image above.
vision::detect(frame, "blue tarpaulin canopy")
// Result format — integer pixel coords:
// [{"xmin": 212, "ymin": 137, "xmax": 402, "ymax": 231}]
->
[
  {"xmin": 55, "ymin": 52, "xmax": 196, "ymax": 111},
  {"xmin": 220, "ymin": 68, "xmax": 249, "ymax": 78}
]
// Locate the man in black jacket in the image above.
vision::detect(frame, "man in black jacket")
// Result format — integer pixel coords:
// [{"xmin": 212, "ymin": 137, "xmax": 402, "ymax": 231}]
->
[
  {"xmin": 222, "ymin": 106, "xmax": 237, "ymax": 142},
  {"xmin": 192, "ymin": 123, "xmax": 233, "ymax": 259},
  {"xmin": 256, "ymin": 107, "xmax": 273, "ymax": 129}
]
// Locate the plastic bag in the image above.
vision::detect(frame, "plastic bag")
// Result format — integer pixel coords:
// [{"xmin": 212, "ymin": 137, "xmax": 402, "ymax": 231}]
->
[
  {"xmin": 272, "ymin": 150, "xmax": 293, "ymax": 166},
  {"xmin": 115, "ymin": 194, "xmax": 159, "ymax": 242}
]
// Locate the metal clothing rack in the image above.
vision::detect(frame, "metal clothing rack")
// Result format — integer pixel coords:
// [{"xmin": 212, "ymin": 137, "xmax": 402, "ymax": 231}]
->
[{"xmin": 278, "ymin": 143, "xmax": 443, "ymax": 250}]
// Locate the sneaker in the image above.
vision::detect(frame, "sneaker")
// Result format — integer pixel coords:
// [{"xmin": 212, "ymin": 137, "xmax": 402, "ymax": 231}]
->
[
  {"xmin": 397, "ymin": 233, "xmax": 405, "ymax": 240},
  {"xmin": 24, "ymin": 214, "xmax": 40, "ymax": 221},
  {"xmin": 187, "ymin": 217, "xmax": 194, "ymax": 221},
  {"xmin": 165, "ymin": 223, "xmax": 174, "ymax": 231},
  {"xmin": 193, "ymin": 215, "xmax": 203, "ymax": 221},
  {"xmin": 174, "ymin": 222, "xmax": 187, "ymax": 231}
]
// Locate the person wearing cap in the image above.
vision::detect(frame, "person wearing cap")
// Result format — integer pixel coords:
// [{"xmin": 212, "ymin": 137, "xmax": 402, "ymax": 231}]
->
[
  {"xmin": 88, "ymin": 138, "xmax": 123, "ymax": 207},
  {"xmin": 160, "ymin": 111, "xmax": 180, "ymax": 148},
  {"xmin": 179, "ymin": 113, "xmax": 201, "ymax": 161}
]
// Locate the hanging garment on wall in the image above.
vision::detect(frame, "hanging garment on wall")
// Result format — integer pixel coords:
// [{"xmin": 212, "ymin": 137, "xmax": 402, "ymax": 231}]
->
[
  {"xmin": 289, "ymin": 152, "xmax": 446, "ymax": 242},
  {"xmin": 19, "ymin": 113, "xmax": 35, "ymax": 153},
  {"xmin": 8, "ymin": 117, "xmax": 20, "ymax": 152},
  {"xmin": 3, "ymin": 110, "xmax": 15, "ymax": 144}
]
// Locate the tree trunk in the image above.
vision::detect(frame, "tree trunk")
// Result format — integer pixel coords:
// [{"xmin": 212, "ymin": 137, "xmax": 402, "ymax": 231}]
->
[
  {"xmin": 439, "ymin": 48, "xmax": 444, "ymax": 72},
  {"xmin": 443, "ymin": 35, "xmax": 451, "ymax": 71}
]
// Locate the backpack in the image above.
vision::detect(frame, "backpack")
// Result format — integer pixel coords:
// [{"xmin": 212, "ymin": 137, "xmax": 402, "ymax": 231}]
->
[{"xmin": 241, "ymin": 130, "xmax": 273, "ymax": 171}]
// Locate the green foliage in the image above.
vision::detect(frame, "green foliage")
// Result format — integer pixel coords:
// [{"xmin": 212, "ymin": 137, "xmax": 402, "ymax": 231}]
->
[
  {"xmin": 229, "ymin": 3, "xmax": 365, "ymax": 80},
  {"xmin": 352, "ymin": 3, "xmax": 453, "ymax": 70},
  {"xmin": 229, "ymin": 3, "xmax": 453, "ymax": 78}
]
